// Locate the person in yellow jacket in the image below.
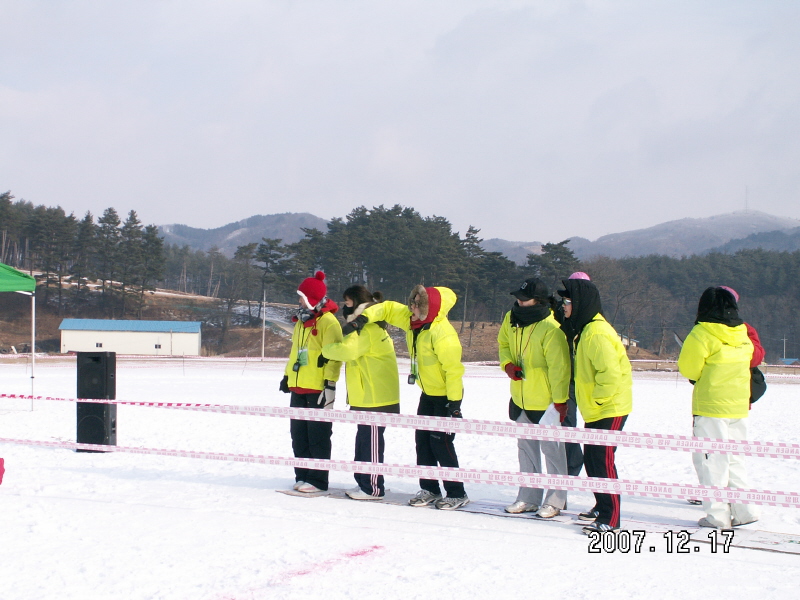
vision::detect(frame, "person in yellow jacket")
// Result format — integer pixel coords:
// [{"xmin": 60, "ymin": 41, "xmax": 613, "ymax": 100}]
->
[
  {"xmin": 558, "ymin": 278, "xmax": 632, "ymax": 534},
  {"xmin": 322, "ymin": 285, "xmax": 400, "ymax": 501},
  {"xmin": 345, "ymin": 285, "xmax": 469, "ymax": 510},
  {"xmin": 678, "ymin": 286, "xmax": 759, "ymax": 529},
  {"xmin": 498, "ymin": 278, "xmax": 571, "ymax": 518},
  {"xmin": 279, "ymin": 271, "xmax": 342, "ymax": 494}
]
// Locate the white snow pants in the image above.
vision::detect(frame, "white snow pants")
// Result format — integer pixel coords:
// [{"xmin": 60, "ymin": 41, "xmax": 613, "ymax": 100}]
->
[
  {"xmin": 515, "ymin": 411, "xmax": 568, "ymax": 508},
  {"xmin": 692, "ymin": 416, "xmax": 760, "ymax": 528}
]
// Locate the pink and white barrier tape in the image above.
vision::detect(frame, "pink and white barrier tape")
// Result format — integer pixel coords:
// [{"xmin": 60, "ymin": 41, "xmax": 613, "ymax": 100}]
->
[
  {"xmin": 1, "ymin": 435, "xmax": 798, "ymax": 509},
  {"xmin": 3, "ymin": 392, "xmax": 799, "ymax": 460}
]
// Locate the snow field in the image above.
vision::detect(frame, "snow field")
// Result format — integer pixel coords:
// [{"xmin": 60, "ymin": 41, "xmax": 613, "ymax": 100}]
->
[{"xmin": 1, "ymin": 358, "xmax": 800, "ymax": 599}]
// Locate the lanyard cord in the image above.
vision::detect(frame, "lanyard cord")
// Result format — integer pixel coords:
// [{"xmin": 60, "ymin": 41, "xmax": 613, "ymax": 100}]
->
[{"xmin": 514, "ymin": 321, "xmax": 539, "ymax": 365}]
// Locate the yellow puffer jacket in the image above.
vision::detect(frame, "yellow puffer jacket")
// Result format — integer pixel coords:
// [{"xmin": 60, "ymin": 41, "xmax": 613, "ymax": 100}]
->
[
  {"xmin": 677, "ymin": 322, "xmax": 753, "ymax": 419},
  {"xmin": 322, "ymin": 305, "xmax": 399, "ymax": 408},
  {"xmin": 498, "ymin": 310, "xmax": 570, "ymax": 411},
  {"xmin": 284, "ymin": 311, "xmax": 342, "ymax": 391},
  {"xmin": 362, "ymin": 287, "xmax": 464, "ymax": 401},
  {"xmin": 573, "ymin": 315, "xmax": 633, "ymax": 423}
]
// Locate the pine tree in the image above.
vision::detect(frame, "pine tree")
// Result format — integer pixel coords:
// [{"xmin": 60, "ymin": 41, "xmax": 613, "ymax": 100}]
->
[
  {"xmin": 119, "ymin": 210, "xmax": 144, "ymax": 316},
  {"xmin": 71, "ymin": 212, "xmax": 96, "ymax": 303},
  {"xmin": 525, "ymin": 240, "xmax": 581, "ymax": 290},
  {"xmin": 138, "ymin": 225, "xmax": 166, "ymax": 317},
  {"xmin": 96, "ymin": 208, "xmax": 122, "ymax": 316}
]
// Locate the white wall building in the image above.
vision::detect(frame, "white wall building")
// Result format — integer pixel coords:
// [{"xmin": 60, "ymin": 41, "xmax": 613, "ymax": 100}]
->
[{"xmin": 59, "ymin": 319, "xmax": 202, "ymax": 356}]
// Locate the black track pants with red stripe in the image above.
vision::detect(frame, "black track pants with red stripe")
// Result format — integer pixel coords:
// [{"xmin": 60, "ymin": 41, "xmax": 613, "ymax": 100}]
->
[{"xmin": 583, "ymin": 415, "xmax": 628, "ymax": 527}]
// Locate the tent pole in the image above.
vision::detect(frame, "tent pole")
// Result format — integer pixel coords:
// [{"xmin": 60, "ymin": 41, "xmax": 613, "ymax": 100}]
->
[{"xmin": 31, "ymin": 292, "xmax": 35, "ymax": 409}]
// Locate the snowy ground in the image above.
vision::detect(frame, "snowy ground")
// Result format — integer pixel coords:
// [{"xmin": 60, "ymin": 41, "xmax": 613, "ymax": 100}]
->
[{"xmin": 1, "ymin": 357, "xmax": 800, "ymax": 600}]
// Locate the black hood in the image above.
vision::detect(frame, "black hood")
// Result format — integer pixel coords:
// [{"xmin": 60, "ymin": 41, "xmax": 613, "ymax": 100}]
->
[
  {"xmin": 561, "ymin": 278, "xmax": 603, "ymax": 336},
  {"xmin": 695, "ymin": 287, "xmax": 743, "ymax": 327}
]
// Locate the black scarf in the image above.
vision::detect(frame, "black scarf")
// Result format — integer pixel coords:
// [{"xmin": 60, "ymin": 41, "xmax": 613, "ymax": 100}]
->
[{"xmin": 510, "ymin": 302, "xmax": 551, "ymax": 327}]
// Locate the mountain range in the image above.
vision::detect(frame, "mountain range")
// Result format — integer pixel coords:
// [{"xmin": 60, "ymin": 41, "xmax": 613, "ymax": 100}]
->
[
  {"xmin": 159, "ymin": 210, "xmax": 800, "ymax": 262},
  {"xmin": 159, "ymin": 213, "xmax": 328, "ymax": 256},
  {"xmin": 482, "ymin": 210, "xmax": 800, "ymax": 263}
]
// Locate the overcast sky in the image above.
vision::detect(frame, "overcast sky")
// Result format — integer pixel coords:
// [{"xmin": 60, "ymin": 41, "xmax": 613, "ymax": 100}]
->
[{"xmin": 2, "ymin": 0, "xmax": 799, "ymax": 243}]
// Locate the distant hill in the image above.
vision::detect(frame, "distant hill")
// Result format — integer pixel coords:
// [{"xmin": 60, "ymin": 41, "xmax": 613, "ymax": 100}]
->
[
  {"xmin": 481, "ymin": 239, "xmax": 543, "ymax": 265},
  {"xmin": 566, "ymin": 211, "xmax": 800, "ymax": 260},
  {"xmin": 710, "ymin": 226, "xmax": 800, "ymax": 254},
  {"xmin": 159, "ymin": 213, "xmax": 329, "ymax": 256},
  {"xmin": 159, "ymin": 210, "xmax": 800, "ymax": 262}
]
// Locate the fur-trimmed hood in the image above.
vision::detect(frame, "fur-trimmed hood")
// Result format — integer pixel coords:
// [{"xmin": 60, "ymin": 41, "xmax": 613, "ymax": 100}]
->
[{"xmin": 408, "ymin": 285, "xmax": 456, "ymax": 329}]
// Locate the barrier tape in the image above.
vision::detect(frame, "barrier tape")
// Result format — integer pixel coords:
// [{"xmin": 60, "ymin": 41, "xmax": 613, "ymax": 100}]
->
[
  {"xmin": 1, "ymin": 435, "xmax": 798, "ymax": 509},
  {"xmin": 3, "ymin": 393, "xmax": 800, "ymax": 460}
]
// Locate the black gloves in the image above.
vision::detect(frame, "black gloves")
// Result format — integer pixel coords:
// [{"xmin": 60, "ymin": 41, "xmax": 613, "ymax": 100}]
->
[
  {"xmin": 446, "ymin": 400, "xmax": 462, "ymax": 419},
  {"xmin": 279, "ymin": 375, "xmax": 290, "ymax": 394},
  {"xmin": 317, "ymin": 354, "xmax": 329, "ymax": 368},
  {"xmin": 341, "ymin": 315, "xmax": 368, "ymax": 336}
]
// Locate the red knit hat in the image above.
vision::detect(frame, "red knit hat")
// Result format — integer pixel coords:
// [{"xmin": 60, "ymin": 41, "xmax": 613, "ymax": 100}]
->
[{"xmin": 297, "ymin": 271, "xmax": 327, "ymax": 308}]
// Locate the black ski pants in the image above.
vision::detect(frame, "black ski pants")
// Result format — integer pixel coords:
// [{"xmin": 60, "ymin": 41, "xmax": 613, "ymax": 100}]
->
[
  {"xmin": 289, "ymin": 391, "xmax": 331, "ymax": 491},
  {"xmin": 415, "ymin": 393, "xmax": 466, "ymax": 498}
]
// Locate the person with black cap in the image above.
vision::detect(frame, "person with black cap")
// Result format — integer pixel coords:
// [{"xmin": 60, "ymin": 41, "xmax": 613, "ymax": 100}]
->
[
  {"xmin": 558, "ymin": 277, "xmax": 632, "ymax": 534},
  {"xmin": 498, "ymin": 278, "xmax": 571, "ymax": 518},
  {"xmin": 279, "ymin": 271, "xmax": 343, "ymax": 494}
]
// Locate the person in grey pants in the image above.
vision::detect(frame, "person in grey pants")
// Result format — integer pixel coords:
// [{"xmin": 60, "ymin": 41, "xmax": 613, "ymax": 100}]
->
[{"xmin": 498, "ymin": 278, "xmax": 571, "ymax": 519}]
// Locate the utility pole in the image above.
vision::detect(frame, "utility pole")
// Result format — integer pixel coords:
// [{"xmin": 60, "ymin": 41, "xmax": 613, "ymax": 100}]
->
[
  {"xmin": 261, "ymin": 290, "xmax": 266, "ymax": 361},
  {"xmin": 784, "ymin": 336, "xmax": 788, "ymax": 360}
]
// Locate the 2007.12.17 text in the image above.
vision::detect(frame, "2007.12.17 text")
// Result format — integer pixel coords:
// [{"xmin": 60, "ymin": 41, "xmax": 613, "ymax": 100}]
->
[{"xmin": 587, "ymin": 530, "xmax": 734, "ymax": 553}]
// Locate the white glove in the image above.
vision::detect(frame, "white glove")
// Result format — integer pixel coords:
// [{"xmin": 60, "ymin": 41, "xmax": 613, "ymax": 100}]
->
[{"xmin": 318, "ymin": 380, "xmax": 336, "ymax": 409}]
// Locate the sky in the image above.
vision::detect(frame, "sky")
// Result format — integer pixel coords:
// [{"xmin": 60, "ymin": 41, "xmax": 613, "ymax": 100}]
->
[{"xmin": 1, "ymin": 0, "xmax": 799, "ymax": 243}]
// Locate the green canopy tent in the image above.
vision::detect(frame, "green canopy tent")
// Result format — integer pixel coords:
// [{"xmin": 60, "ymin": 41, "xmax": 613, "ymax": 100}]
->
[{"xmin": 0, "ymin": 262, "xmax": 37, "ymax": 400}]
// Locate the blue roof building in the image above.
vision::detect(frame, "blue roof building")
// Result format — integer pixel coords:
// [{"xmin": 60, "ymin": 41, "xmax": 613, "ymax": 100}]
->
[{"xmin": 59, "ymin": 319, "xmax": 202, "ymax": 355}]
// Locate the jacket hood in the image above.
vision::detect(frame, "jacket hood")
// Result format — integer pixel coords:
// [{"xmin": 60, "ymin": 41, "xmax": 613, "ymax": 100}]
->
[
  {"xmin": 698, "ymin": 321, "xmax": 751, "ymax": 347},
  {"xmin": 561, "ymin": 278, "xmax": 603, "ymax": 335},
  {"xmin": 409, "ymin": 285, "xmax": 455, "ymax": 329}
]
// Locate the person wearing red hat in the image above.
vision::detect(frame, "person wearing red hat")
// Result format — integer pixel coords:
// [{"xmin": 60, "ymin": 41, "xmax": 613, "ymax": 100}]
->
[
  {"xmin": 279, "ymin": 271, "xmax": 343, "ymax": 494},
  {"xmin": 344, "ymin": 284, "xmax": 469, "ymax": 510}
]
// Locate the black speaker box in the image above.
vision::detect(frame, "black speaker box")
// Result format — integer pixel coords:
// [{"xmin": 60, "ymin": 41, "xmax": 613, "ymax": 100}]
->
[
  {"xmin": 76, "ymin": 402, "xmax": 117, "ymax": 448},
  {"xmin": 77, "ymin": 351, "xmax": 116, "ymax": 400},
  {"xmin": 76, "ymin": 352, "xmax": 117, "ymax": 451}
]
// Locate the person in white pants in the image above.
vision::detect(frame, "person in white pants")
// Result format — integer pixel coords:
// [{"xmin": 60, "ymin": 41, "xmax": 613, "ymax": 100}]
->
[
  {"xmin": 678, "ymin": 286, "xmax": 760, "ymax": 529},
  {"xmin": 692, "ymin": 416, "xmax": 760, "ymax": 527}
]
